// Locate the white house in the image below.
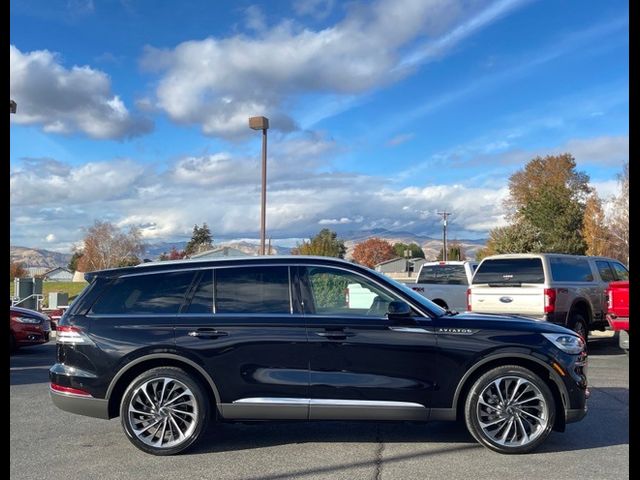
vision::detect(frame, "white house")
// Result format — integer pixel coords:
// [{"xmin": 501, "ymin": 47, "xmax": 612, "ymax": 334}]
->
[{"xmin": 42, "ymin": 267, "xmax": 74, "ymax": 282}]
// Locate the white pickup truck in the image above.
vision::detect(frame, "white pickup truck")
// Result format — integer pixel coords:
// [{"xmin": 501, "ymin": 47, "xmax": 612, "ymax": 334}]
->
[{"xmin": 407, "ymin": 261, "xmax": 478, "ymax": 312}]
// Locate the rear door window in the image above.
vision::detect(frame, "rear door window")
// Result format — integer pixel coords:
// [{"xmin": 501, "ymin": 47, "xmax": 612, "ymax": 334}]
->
[
  {"xmin": 215, "ymin": 266, "xmax": 291, "ymax": 314},
  {"xmin": 91, "ymin": 271, "xmax": 196, "ymax": 314},
  {"xmin": 472, "ymin": 258, "xmax": 545, "ymax": 285},
  {"xmin": 595, "ymin": 261, "xmax": 615, "ymax": 282},
  {"xmin": 611, "ymin": 262, "xmax": 629, "ymax": 281},
  {"xmin": 418, "ymin": 265, "xmax": 467, "ymax": 284},
  {"xmin": 186, "ymin": 270, "xmax": 214, "ymax": 313},
  {"xmin": 549, "ymin": 257, "xmax": 594, "ymax": 282}
]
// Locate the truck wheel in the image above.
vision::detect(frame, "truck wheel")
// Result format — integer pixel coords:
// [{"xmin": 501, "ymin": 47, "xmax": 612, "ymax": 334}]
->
[
  {"xmin": 569, "ymin": 313, "xmax": 588, "ymax": 343},
  {"xmin": 433, "ymin": 299, "xmax": 448, "ymax": 309}
]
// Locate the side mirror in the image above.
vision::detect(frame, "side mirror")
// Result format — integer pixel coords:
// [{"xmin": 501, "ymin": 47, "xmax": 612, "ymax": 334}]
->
[{"xmin": 387, "ymin": 301, "xmax": 414, "ymax": 324}]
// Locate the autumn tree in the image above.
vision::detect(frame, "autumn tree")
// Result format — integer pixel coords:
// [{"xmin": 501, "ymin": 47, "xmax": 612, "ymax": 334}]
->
[
  {"xmin": 291, "ymin": 228, "xmax": 346, "ymax": 258},
  {"xmin": 437, "ymin": 241, "xmax": 466, "ymax": 261},
  {"xmin": 489, "ymin": 153, "xmax": 591, "ymax": 254},
  {"xmin": 159, "ymin": 247, "xmax": 187, "ymax": 261},
  {"xmin": 352, "ymin": 238, "xmax": 395, "ymax": 268},
  {"xmin": 77, "ymin": 221, "xmax": 145, "ymax": 271},
  {"xmin": 582, "ymin": 193, "xmax": 611, "ymax": 257},
  {"xmin": 608, "ymin": 162, "xmax": 629, "ymax": 265},
  {"xmin": 184, "ymin": 223, "xmax": 213, "ymax": 256},
  {"xmin": 392, "ymin": 242, "xmax": 425, "ymax": 259},
  {"xmin": 10, "ymin": 261, "xmax": 26, "ymax": 280}
]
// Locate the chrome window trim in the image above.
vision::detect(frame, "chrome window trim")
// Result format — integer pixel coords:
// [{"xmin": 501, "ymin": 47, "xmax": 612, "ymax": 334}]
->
[
  {"xmin": 288, "ymin": 266, "xmax": 294, "ymax": 314},
  {"xmin": 106, "ymin": 261, "xmax": 430, "ymax": 318},
  {"xmin": 212, "ymin": 268, "xmax": 216, "ymax": 314}
]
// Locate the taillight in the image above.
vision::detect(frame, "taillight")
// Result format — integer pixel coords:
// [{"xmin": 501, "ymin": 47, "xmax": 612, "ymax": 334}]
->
[
  {"xmin": 56, "ymin": 325, "xmax": 89, "ymax": 344},
  {"xmin": 466, "ymin": 288, "xmax": 472, "ymax": 311},
  {"xmin": 607, "ymin": 289, "xmax": 613, "ymax": 309},
  {"xmin": 544, "ymin": 288, "xmax": 556, "ymax": 313}
]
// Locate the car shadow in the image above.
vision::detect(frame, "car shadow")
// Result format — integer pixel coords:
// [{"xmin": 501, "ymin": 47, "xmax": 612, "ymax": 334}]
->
[
  {"xmin": 587, "ymin": 333, "xmax": 627, "ymax": 356},
  {"xmin": 10, "ymin": 342, "xmax": 56, "ymax": 386},
  {"xmin": 191, "ymin": 386, "xmax": 628, "ymax": 456}
]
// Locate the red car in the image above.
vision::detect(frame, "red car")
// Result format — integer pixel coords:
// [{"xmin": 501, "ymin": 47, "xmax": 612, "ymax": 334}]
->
[
  {"xmin": 606, "ymin": 280, "xmax": 629, "ymax": 352},
  {"xmin": 10, "ymin": 306, "xmax": 51, "ymax": 352}
]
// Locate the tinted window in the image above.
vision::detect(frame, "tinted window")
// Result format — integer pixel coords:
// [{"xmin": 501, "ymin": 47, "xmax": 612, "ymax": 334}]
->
[
  {"xmin": 611, "ymin": 262, "xmax": 629, "ymax": 281},
  {"xmin": 187, "ymin": 270, "xmax": 213, "ymax": 313},
  {"xmin": 418, "ymin": 265, "xmax": 467, "ymax": 284},
  {"xmin": 549, "ymin": 257, "xmax": 593, "ymax": 282},
  {"xmin": 595, "ymin": 261, "xmax": 615, "ymax": 282},
  {"xmin": 215, "ymin": 266, "xmax": 290, "ymax": 314},
  {"xmin": 473, "ymin": 258, "xmax": 545, "ymax": 284},
  {"xmin": 306, "ymin": 266, "xmax": 399, "ymax": 317},
  {"xmin": 91, "ymin": 271, "xmax": 195, "ymax": 314}
]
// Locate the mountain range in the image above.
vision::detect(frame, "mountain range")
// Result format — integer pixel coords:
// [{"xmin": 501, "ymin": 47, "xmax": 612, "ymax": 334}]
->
[{"xmin": 11, "ymin": 229, "xmax": 487, "ymax": 269}]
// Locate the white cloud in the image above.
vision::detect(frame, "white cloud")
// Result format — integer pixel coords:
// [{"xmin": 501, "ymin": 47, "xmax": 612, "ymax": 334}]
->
[
  {"xmin": 141, "ymin": 0, "xmax": 524, "ymax": 139},
  {"xmin": 45, "ymin": 233, "xmax": 56, "ymax": 242},
  {"xmin": 10, "ymin": 45, "xmax": 153, "ymax": 139},
  {"xmin": 293, "ymin": 0, "xmax": 336, "ymax": 20},
  {"xmin": 10, "ymin": 139, "xmax": 510, "ymax": 250},
  {"xmin": 387, "ymin": 133, "xmax": 415, "ymax": 146}
]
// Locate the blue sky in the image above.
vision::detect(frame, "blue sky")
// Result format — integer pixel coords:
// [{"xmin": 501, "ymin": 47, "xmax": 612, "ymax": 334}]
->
[{"xmin": 10, "ymin": 0, "xmax": 629, "ymax": 252}]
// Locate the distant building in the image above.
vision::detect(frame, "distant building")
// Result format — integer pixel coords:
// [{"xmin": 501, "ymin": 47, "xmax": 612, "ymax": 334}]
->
[
  {"xmin": 190, "ymin": 246, "xmax": 252, "ymax": 259},
  {"xmin": 25, "ymin": 267, "xmax": 48, "ymax": 278},
  {"xmin": 42, "ymin": 267, "xmax": 74, "ymax": 282},
  {"xmin": 375, "ymin": 257, "xmax": 426, "ymax": 280}
]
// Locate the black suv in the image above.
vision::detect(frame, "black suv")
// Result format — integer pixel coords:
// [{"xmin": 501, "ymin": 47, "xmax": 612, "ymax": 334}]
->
[{"xmin": 50, "ymin": 256, "xmax": 588, "ymax": 455}]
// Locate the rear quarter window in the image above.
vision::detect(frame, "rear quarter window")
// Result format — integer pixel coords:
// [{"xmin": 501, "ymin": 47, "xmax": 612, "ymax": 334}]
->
[
  {"xmin": 472, "ymin": 258, "xmax": 545, "ymax": 284},
  {"xmin": 90, "ymin": 271, "xmax": 196, "ymax": 314},
  {"xmin": 549, "ymin": 257, "xmax": 594, "ymax": 282}
]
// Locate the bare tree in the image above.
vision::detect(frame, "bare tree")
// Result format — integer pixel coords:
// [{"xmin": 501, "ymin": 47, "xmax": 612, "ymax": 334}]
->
[
  {"xmin": 77, "ymin": 221, "xmax": 145, "ymax": 271},
  {"xmin": 608, "ymin": 162, "xmax": 629, "ymax": 265}
]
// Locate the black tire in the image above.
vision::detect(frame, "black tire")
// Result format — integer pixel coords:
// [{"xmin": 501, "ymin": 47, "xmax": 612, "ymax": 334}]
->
[
  {"xmin": 569, "ymin": 313, "xmax": 588, "ymax": 344},
  {"xmin": 120, "ymin": 366, "xmax": 210, "ymax": 455},
  {"xmin": 432, "ymin": 299, "xmax": 448, "ymax": 309},
  {"xmin": 464, "ymin": 365, "xmax": 556, "ymax": 454}
]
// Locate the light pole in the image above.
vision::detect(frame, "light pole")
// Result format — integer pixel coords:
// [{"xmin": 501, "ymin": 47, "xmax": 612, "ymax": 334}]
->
[
  {"xmin": 437, "ymin": 210, "xmax": 451, "ymax": 261},
  {"xmin": 249, "ymin": 116, "xmax": 269, "ymax": 255}
]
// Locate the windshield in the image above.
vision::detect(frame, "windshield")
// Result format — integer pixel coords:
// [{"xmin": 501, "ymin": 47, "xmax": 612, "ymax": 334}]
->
[{"xmin": 368, "ymin": 268, "xmax": 447, "ymax": 317}]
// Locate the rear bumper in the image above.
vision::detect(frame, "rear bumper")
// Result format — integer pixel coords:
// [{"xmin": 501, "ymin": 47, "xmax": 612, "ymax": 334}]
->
[
  {"xmin": 49, "ymin": 387, "xmax": 110, "ymax": 420},
  {"xmin": 606, "ymin": 314, "xmax": 629, "ymax": 331}
]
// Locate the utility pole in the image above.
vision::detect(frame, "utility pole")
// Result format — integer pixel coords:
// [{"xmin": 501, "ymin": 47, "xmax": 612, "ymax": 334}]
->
[{"xmin": 437, "ymin": 211, "xmax": 452, "ymax": 261}]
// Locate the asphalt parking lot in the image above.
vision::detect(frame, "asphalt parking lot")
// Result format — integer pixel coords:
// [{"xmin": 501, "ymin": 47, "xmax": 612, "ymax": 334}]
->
[{"xmin": 11, "ymin": 334, "xmax": 628, "ymax": 480}]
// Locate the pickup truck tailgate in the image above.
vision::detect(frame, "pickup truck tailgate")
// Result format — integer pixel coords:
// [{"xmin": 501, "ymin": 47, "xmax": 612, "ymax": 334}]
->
[{"xmin": 470, "ymin": 285, "xmax": 545, "ymax": 316}]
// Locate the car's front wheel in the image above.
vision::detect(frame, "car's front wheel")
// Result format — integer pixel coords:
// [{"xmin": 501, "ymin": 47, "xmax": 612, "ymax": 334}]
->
[
  {"xmin": 464, "ymin": 365, "xmax": 555, "ymax": 454},
  {"xmin": 120, "ymin": 366, "xmax": 210, "ymax": 455}
]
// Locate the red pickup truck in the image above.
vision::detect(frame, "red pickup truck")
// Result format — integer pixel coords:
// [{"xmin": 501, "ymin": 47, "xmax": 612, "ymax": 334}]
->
[{"xmin": 606, "ymin": 281, "xmax": 629, "ymax": 352}]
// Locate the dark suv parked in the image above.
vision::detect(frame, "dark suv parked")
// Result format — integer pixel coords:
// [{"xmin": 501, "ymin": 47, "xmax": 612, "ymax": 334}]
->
[{"xmin": 50, "ymin": 256, "xmax": 588, "ymax": 455}]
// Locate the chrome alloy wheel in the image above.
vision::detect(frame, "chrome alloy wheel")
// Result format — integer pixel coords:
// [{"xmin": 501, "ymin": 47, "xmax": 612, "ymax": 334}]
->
[
  {"xmin": 476, "ymin": 375, "xmax": 549, "ymax": 447},
  {"xmin": 127, "ymin": 377, "xmax": 199, "ymax": 449}
]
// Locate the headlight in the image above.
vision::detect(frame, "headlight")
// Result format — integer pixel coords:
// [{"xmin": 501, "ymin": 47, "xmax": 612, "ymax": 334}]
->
[
  {"xmin": 542, "ymin": 333, "xmax": 585, "ymax": 354},
  {"xmin": 13, "ymin": 315, "xmax": 42, "ymax": 324}
]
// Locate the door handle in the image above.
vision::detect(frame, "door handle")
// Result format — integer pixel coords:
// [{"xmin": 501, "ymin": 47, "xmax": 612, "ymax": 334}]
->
[
  {"xmin": 314, "ymin": 331, "xmax": 355, "ymax": 339},
  {"xmin": 188, "ymin": 329, "xmax": 228, "ymax": 338}
]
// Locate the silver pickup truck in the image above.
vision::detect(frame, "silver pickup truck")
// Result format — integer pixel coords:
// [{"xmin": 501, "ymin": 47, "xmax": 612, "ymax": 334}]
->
[
  {"xmin": 468, "ymin": 253, "xmax": 629, "ymax": 340},
  {"xmin": 407, "ymin": 261, "xmax": 477, "ymax": 312}
]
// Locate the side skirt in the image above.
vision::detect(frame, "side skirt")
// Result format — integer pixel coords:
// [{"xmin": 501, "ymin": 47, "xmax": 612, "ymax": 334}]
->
[{"xmin": 219, "ymin": 398, "xmax": 429, "ymax": 421}]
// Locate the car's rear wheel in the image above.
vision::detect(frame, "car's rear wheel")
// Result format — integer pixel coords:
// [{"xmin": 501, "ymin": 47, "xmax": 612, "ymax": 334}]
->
[
  {"xmin": 464, "ymin": 365, "xmax": 555, "ymax": 454},
  {"xmin": 569, "ymin": 313, "xmax": 588, "ymax": 344},
  {"xmin": 120, "ymin": 367, "xmax": 210, "ymax": 455}
]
